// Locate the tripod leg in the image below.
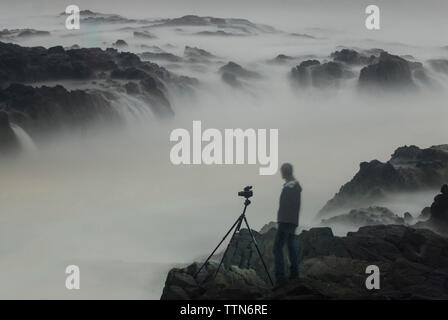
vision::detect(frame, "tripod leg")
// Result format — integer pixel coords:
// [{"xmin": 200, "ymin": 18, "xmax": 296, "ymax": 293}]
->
[
  {"xmin": 243, "ymin": 216, "xmax": 274, "ymax": 286},
  {"xmin": 213, "ymin": 215, "xmax": 243, "ymax": 279},
  {"xmin": 194, "ymin": 214, "xmax": 242, "ymax": 280}
]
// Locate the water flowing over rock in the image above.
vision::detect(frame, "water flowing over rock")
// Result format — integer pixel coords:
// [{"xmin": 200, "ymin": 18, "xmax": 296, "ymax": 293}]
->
[
  {"xmin": 318, "ymin": 145, "xmax": 448, "ymax": 217},
  {"xmin": 0, "ymin": 41, "xmax": 198, "ymax": 148},
  {"xmin": 0, "ymin": 111, "xmax": 19, "ymax": 154},
  {"xmin": 161, "ymin": 224, "xmax": 448, "ymax": 300}
]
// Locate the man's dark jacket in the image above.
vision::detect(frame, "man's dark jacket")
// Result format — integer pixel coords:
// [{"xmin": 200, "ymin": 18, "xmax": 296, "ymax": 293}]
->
[{"xmin": 277, "ymin": 180, "xmax": 302, "ymax": 226}]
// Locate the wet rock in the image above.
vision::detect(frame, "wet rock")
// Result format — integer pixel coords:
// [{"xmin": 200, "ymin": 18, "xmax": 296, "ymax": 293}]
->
[
  {"xmin": 74, "ymin": 10, "xmax": 151, "ymax": 24},
  {"xmin": 124, "ymin": 82, "xmax": 140, "ymax": 95},
  {"xmin": 0, "ymin": 29, "xmax": 50, "ymax": 41},
  {"xmin": 133, "ymin": 31, "xmax": 157, "ymax": 39},
  {"xmin": 184, "ymin": 46, "xmax": 216, "ymax": 62},
  {"xmin": 113, "ymin": 40, "xmax": 128, "ymax": 48},
  {"xmin": 0, "ymin": 83, "xmax": 120, "ymax": 134},
  {"xmin": 221, "ymin": 72, "xmax": 241, "ymax": 88},
  {"xmin": 418, "ymin": 207, "xmax": 431, "ymax": 221},
  {"xmin": 111, "ymin": 67, "xmax": 148, "ymax": 80},
  {"xmin": 359, "ymin": 52, "xmax": 416, "ymax": 89},
  {"xmin": 291, "ymin": 60, "xmax": 354, "ymax": 88},
  {"xmin": 219, "ymin": 62, "xmax": 261, "ymax": 80},
  {"xmin": 151, "ymin": 15, "xmax": 277, "ymax": 35},
  {"xmin": 428, "ymin": 59, "xmax": 448, "ymax": 74},
  {"xmin": 319, "ymin": 145, "xmax": 448, "ymax": 216},
  {"xmin": 289, "ymin": 33, "xmax": 316, "ymax": 39},
  {"xmin": 161, "ymin": 224, "xmax": 448, "ymax": 300},
  {"xmin": 330, "ymin": 49, "xmax": 375, "ymax": 65},
  {"xmin": 404, "ymin": 212, "xmax": 414, "ymax": 224},
  {"xmin": 139, "ymin": 51, "xmax": 183, "ymax": 63},
  {"xmin": 321, "ymin": 206, "xmax": 405, "ymax": 228},
  {"xmin": 268, "ymin": 54, "xmax": 295, "ymax": 65},
  {"xmin": 195, "ymin": 30, "xmax": 239, "ymax": 37}
]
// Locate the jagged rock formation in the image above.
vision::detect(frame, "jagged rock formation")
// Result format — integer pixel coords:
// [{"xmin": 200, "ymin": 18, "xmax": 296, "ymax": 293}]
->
[
  {"xmin": 358, "ymin": 52, "xmax": 418, "ymax": 89},
  {"xmin": 0, "ymin": 84, "xmax": 121, "ymax": 134},
  {"xmin": 113, "ymin": 40, "xmax": 128, "ymax": 48},
  {"xmin": 219, "ymin": 62, "xmax": 261, "ymax": 87},
  {"xmin": 289, "ymin": 49, "xmax": 438, "ymax": 90},
  {"xmin": 0, "ymin": 41, "xmax": 198, "ymax": 144},
  {"xmin": 150, "ymin": 15, "xmax": 277, "ymax": 35},
  {"xmin": 65, "ymin": 10, "xmax": 152, "ymax": 24},
  {"xmin": 0, "ymin": 29, "xmax": 50, "ymax": 41},
  {"xmin": 330, "ymin": 48, "xmax": 376, "ymax": 65},
  {"xmin": 133, "ymin": 31, "xmax": 157, "ymax": 39},
  {"xmin": 139, "ymin": 51, "xmax": 183, "ymax": 63},
  {"xmin": 161, "ymin": 224, "xmax": 448, "ymax": 299},
  {"xmin": 183, "ymin": 46, "xmax": 216, "ymax": 63},
  {"xmin": 319, "ymin": 145, "xmax": 448, "ymax": 217},
  {"xmin": 321, "ymin": 206, "xmax": 405, "ymax": 228},
  {"xmin": 290, "ymin": 60, "xmax": 354, "ymax": 88}
]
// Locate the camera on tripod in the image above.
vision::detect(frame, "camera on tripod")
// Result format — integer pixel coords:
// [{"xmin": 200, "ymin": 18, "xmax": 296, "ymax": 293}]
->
[
  {"xmin": 238, "ymin": 186, "xmax": 253, "ymax": 199},
  {"xmin": 194, "ymin": 184, "xmax": 273, "ymax": 286}
]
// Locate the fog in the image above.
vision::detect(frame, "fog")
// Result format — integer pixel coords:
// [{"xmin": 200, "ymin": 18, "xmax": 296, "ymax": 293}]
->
[{"xmin": 0, "ymin": 0, "xmax": 447, "ymax": 298}]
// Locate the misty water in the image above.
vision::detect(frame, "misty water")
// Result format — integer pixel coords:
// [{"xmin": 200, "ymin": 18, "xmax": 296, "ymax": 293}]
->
[{"xmin": 0, "ymin": 0, "xmax": 447, "ymax": 298}]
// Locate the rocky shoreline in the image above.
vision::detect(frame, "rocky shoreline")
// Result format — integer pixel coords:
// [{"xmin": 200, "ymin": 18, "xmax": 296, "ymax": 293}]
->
[{"xmin": 161, "ymin": 222, "xmax": 448, "ymax": 300}]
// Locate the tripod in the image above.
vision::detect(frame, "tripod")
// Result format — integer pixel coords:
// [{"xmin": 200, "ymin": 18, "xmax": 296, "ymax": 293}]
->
[{"xmin": 194, "ymin": 196, "xmax": 274, "ymax": 286}]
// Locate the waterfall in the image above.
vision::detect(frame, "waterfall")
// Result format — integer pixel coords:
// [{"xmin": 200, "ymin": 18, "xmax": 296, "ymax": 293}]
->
[
  {"xmin": 10, "ymin": 123, "xmax": 38, "ymax": 155},
  {"xmin": 106, "ymin": 92, "xmax": 156, "ymax": 123}
]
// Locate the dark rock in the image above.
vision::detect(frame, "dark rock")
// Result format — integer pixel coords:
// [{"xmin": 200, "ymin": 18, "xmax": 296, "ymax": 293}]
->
[
  {"xmin": 259, "ymin": 221, "xmax": 278, "ymax": 234},
  {"xmin": 161, "ymin": 224, "xmax": 448, "ymax": 300},
  {"xmin": 111, "ymin": 67, "xmax": 148, "ymax": 80},
  {"xmin": 133, "ymin": 31, "xmax": 157, "ymax": 39},
  {"xmin": 0, "ymin": 111, "xmax": 19, "ymax": 154},
  {"xmin": 195, "ymin": 30, "xmax": 240, "ymax": 37},
  {"xmin": 359, "ymin": 52, "xmax": 416, "ymax": 89},
  {"xmin": 428, "ymin": 59, "xmax": 448, "ymax": 74},
  {"xmin": 151, "ymin": 15, "xmax": 276, "ymax": 35},
  {"xmin": 124, "ymin": 82, "xmax": 140, "ymax": 95},
  {"xmin": 289, "ymin": 33, "xmax": 316, "ymax": 39},
  {"xmin": 0, "ymin": 83, "xmax": 120, "ymax": 134},
  {"xmin": 75, "ymin": 10, "xmax": 151, "ymax": 24},
  {"xmin": 404, "ymin": 212, "xmax": 414, "ymax": 224},
  {"xmin": 219, "ymin": 62, "xmax": 261, "ymax": 80},
  {"xmin": 184, "ymin": 46, "xmax": 216, "ymax": 62},
  {"xmin": 291, "ymin": 60, "xmax": 354, "ymax": 88},
  {"xmin": 268, "ymin": 54, "xmax": 295, "ymax": 65},
  {"xmin": 221, "ymin": 72, "xmax": 241, "ymax": 88},
  {"xmin": 0, "ymin": 29, "xmax": 50, "ymax": 40},
  {"xmin": 139, "ymin": 52, "xmax": 183, "ymax": 63},
  {"xmin": 322, "ymin": 206, "xmax": 405, "ymax": 228},
  {"xmin": 330, "ymin": 49, "xmax": 375, "ymax": 65},
  {"xmin": 429, "ymin": 185, "xmax": 448, "ymax": 226},
  {"xmin": 113, "ymin": 40, "xmax": 128, "ymax": 48},
  {"xmin": 319, "ymin": 145, "xmax": 448, "ymax": 216},
  {"xmin": 418, "ymin": 207, "xmax": 431, "ymax": 221}
]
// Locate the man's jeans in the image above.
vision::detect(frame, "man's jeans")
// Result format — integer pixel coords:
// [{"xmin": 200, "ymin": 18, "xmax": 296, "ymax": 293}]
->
[{"xmin": 273, "ymin": 223, "xmax": 299, "ymax": 283}]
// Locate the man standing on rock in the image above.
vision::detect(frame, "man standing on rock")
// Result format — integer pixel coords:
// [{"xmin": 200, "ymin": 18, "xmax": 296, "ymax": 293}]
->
[{"xmin": 273, "ymin": 163, "xmax": 302, "ymax": 284}]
